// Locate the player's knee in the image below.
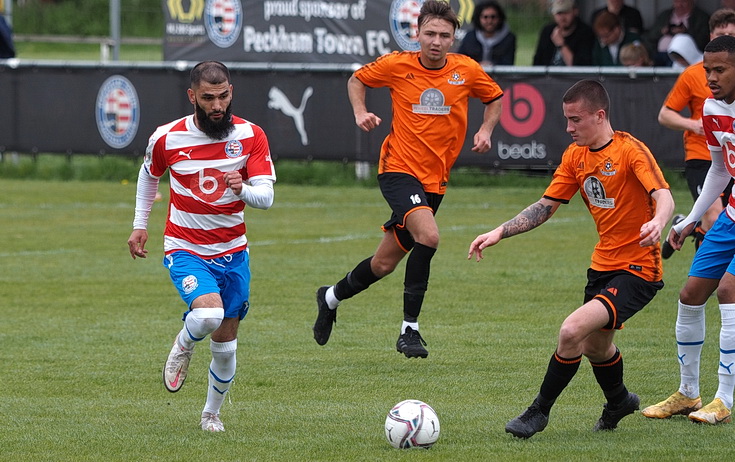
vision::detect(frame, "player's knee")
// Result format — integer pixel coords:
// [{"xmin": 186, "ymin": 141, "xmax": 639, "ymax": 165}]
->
[
  {"xmin": 414, "ymin": 231, "xmax": 439, "ymax": 249},
  {"xmin": 371, "ymin": 256, "xmax": 398, "ymax": 277},
  {"xmin": 187, "ymin": 307, "xmax": 224, "ymax": 337},
  {"xmin": 557, "ymin": 323, "xmax": 581, "ymax": 348},
  {"xmin": 716, "ymin": 284, "xmax": 735, "ymax": 303},
  {"xmin": 679, "ymin": 287, "xmax": 708, "ymax": 306}
]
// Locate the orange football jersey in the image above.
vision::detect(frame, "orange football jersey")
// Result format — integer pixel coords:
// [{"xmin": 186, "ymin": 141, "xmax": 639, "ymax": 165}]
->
[
  {"xmin": 543, "ymin": 131, "xmax": 670, "ymax": 282},
  {"xmin": 355, "ymin": 51, "xmax": 503, "ymax": 194},
  {"xmin": 662, "ymin": 61, "xmax": 711, "ymax": 162}
]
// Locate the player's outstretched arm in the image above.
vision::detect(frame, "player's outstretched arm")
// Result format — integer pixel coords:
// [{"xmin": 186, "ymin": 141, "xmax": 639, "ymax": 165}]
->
[
  {"xmin": 468, "ymin": 198, "xmax": 559, "ymax": 262},
  {"xmin": 468, "ymin": 227, "xmax": 503, "ymax": 262}
]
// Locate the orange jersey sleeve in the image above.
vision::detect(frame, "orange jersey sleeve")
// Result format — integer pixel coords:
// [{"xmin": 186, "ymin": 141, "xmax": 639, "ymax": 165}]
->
[
  {"xmin": 543, "ymin": 132, "xmax": 669, "ymax": 282},
  {"xmin": 662, "ymin": 62, "xmax": 711, "ymax": 161},
  {"xmin": 355, "ymin": 52, "xmax": 503, "ymax": 194}
]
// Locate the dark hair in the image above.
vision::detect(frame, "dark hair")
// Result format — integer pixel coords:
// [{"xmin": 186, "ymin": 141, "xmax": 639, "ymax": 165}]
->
[
  {"xmin": 705, "ymin": 34, "xmax": 735, "ymax": 54},
  {"xmin": 593, "ymin": 10, "xmax": 621, "ymax": 34},
  {"xmin": 709, "ymin": 8, "xmax": 735, "ymax": 33},
  {"xmin": 418, "ymin": 0, "xmax": 460, "ymax": 31},
  {"xmin": 190, "ymin": 61, "xmax": 231, "ymax": 87},
  {"xmin": 563, "ymin": 80, "xmax": 610, "ymax": 117},
  {"xmin": 471, "ymin": 1, "xmax": 506, "ymax": 30}
]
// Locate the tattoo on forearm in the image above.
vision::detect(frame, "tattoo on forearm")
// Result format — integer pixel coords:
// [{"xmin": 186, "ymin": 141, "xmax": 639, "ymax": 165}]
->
[{"xmin": 501, "ymin": 202, "xmax": 553, "ymax": 238}]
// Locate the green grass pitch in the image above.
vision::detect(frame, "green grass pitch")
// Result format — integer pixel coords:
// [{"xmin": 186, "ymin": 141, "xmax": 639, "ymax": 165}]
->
[{"xmin": 0, "ymin": 178, "xmax": 730, "ymax": 461}]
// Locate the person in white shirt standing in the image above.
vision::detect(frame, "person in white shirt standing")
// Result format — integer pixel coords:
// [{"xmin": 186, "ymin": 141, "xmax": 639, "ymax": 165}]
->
[{"xmin": 127, "ymin": 61, "xmax": 276, "ymax": 432}]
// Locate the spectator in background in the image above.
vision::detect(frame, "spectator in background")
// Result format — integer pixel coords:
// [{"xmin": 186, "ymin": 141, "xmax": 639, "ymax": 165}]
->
[
  {"xmin": 645, "ymin": 0, "xmax": 710, "ymax": 66},
  {"xmin": 592, "ymin": 11, "xmax": 641, "ymax": 66},
  {"xmin": 0, "ymin": 14, "xmax": 15, "ymax": 59},
  {"xmin": 591, "ymin": 0, "xmax": 645, "ymax": 35},
  {"xmin": 667, "ymin": 33, "xmax": 703, "ymax": 69},
  {"xmin": 457, "ymin": 1, "xmax": 516, "ymax": 65},
  {"xmin": 533, "ymin": 0, "xmax": 594, "ymax": 66},
  {"xmin": 619, "ymin": 42, "xmax": 653, "ymax": 66}
]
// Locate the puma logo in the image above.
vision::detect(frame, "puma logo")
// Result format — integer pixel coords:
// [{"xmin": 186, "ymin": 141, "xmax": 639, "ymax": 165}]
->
[{"xmin": 268, "ymin": 86, "xmax": 313, "ymax": 146}]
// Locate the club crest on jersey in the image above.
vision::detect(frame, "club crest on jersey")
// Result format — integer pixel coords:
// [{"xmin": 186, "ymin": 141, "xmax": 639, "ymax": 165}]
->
[
  {"xmin": 224, "ymin": 140, "xmax": 243, "ymax": 158},
  {"xmin": 600, "ymin": 157, "xmax": 617, "ymax": 176},
  {"xmin": 448, "ymin": 71, "xmax": 465, "ymax": 85},
  {"xmin": 390, "ymin": 0, "xmax": 422, "ymax": 51},
  {"xmin": 182, "ymin": 275, "xmax": 198, "ymax": 294},
  {"xmin": 412, "ymin": 88, "xmax": 450, "ymax": 115},
  {"xmin": 95, "ymin": 75, "xmax": 140, "ymax": 149},
  {"xmin": 204, "ymin": 0, "xmax": 243, "ymax": 48},
  {"xmin": 583, "ymin": 176, "xmax": 615, "ymax": 208}
]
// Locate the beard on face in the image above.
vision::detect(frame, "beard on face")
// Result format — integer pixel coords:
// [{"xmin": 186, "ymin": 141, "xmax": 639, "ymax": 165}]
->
[{"xmin": 195, "ymin": 100, "xmax": 235, "ymax": 140}]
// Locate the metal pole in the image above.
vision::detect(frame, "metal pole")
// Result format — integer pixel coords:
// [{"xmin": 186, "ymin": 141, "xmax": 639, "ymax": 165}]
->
[
  {"xmin": 5, "ymin": 0, "xmax": 13, "ymax": 28},
  {"xmin": 109, "ymin": 0, "xmax": 120, "ymax": 61}
]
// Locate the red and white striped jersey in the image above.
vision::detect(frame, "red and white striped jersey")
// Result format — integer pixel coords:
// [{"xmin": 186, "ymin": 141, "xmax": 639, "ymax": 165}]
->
[
  {"xmin": 145, "ymin": 114, "xmax": 276, "ymax": 258},
  {"xmin": 703, "ymin": 97, "xmax": 735, "ymax": 217}
]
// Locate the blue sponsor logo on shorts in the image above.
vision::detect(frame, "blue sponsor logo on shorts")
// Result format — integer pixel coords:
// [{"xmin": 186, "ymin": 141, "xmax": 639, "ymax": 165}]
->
[{"xmin": 182, "ymin": 275, "xmax": 199, "ymax": 294}]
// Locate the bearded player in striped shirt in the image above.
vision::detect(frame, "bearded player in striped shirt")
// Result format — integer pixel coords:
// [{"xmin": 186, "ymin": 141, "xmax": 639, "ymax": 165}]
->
[{"xmin": 127, "ymin": 61, "xmax": 276, "ymax": 432}]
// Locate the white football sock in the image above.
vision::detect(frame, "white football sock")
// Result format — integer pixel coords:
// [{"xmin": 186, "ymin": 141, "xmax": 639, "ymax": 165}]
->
[
  {"xmin": 326, "ymin": 286, "xmax": 340, "ymax": 310},
  {"xmin": 203, "ymin": 339, "xmax": 237, "ymax": 416},
  {"xmin": 177, "ymin": 308, "xmax": 224, "ymax": 350},
  {"xmin": 676, "ymin": 300, "xmax": 705, "ymax": 399},
  {"xmin": 402, "ymin": 321, "xmax": 419, "ymax": 334},
  {"xmin": 715, "ymin": 304, "xmax": 735, "ymax": 409}
]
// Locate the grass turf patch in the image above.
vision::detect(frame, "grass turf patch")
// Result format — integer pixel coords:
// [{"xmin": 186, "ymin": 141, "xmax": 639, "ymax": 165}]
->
[{"xmin": 0, "ymin": 179, "xmax": 725, "ymax": 461}]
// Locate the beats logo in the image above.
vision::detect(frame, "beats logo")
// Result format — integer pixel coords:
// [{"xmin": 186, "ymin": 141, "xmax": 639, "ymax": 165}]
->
[{"xmin": 500, "ymin": 83, "xmax": 545, "ymax": 138}]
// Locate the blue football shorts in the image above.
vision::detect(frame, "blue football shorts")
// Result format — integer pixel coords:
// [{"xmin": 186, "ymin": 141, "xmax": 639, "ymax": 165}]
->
[
  {"xmin": 163, "ymin": 249, "xmax": 251, "ymax": 320},
  {"xmin": 689, "ymin": 211, "xmax": 735, "ymax": 280}
]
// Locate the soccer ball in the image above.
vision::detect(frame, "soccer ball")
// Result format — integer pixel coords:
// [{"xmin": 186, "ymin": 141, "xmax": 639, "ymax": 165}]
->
[{"xmin": 384, "ymin": 399, "xmax": 440, "ymax": 449}]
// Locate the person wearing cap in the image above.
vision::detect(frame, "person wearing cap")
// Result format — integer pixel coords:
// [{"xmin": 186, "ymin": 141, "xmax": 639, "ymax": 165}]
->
[{"xmin": 533, "ymin": 0, "xmax": 595, "ymax": 66}]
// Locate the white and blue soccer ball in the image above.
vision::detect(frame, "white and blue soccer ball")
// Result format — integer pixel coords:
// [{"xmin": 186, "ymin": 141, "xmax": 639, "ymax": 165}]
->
[{"xmin": 384, "ymin": 399, "xmax": 440, "ymax": 449}]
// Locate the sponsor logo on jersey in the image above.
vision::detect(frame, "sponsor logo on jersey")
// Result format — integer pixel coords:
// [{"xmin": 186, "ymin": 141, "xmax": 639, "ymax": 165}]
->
[
  {"xmin": 448, "ymin": 71, "xmax": 465, "ymax": 85},
  {"xmin": 390, "ymin": 0, "xmax": 422, "ymax": 51},
  {"xmin": 182, "ymin": 275, "xmax": 199, "ymax": 294},
  {"xmin": 600, "ymin": 157, "xmax": 617, "ymax": 176},
  {"xmin": 412, "ymin": 88, "xmax": 450, "ymax": 114},
  {"xmin": 583, "ymin": 176, "xmax": 615, "ymax": 208},
  {"xmin": 95, "ymin": 75, "xmax": 140, "ymax": 149},
  {"xmin": 224, "ymin": 139, "xmax": 243, "ymax": 158},
  {"xmin": 204, "ymin": 0, "xmax": 243, "ymax": 48}
]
